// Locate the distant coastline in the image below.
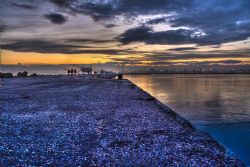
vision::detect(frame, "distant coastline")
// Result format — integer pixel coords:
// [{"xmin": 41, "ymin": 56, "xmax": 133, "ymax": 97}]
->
[{"xmin": 126, "ymin": 72, "xmax": 250, "ymax": 75}]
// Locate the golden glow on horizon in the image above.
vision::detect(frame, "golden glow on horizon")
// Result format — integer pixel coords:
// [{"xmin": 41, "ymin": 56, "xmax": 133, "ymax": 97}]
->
[
  {"xmin": 2, "ymin": 50, "xmax": 110, "ymax": 65},
  {"xmin": 169, "ymin": 57, "xmax": 250, "ymax": 63},
  {"xmin": 2, "ymin": 50, "xmax": 249, "ymax": 65}
]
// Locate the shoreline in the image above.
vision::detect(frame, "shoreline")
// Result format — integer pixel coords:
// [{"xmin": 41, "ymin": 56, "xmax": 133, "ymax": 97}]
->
[
  {"xmin": 0, "ymin": 76, "xmax": 244, "ymax": 166},
  {"xmin": 128, "ymin": 80, "xmax": 243, "ymax": 162},
  {"xmin": 125, "ymin": 73, "xmax": 250, "ymax": 75}
]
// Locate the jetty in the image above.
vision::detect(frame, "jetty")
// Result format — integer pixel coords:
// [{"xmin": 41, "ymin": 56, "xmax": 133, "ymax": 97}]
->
[{"xmin": 0, "ymin": 76, "xmax": 243, "ymax": 166}]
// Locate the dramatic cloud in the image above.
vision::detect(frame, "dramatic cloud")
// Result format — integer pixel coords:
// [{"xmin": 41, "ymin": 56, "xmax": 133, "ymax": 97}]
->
[
  {"xmin": 108, "ymin": 57, "xmax": 246, "ymax": 66},
  {"xmin": 50, "ymin": 0, "xmax": 69, "ymax": 7},
  {"xmin": 0, "ymin": 25, "xmax": 5, "ymax": 33},
  {"xmin": 47, "ymin": 0, "xmax": 250, "ymax": 45},
  {"xmin": 66, "ymin": 39, "xmax": 116, "ymax": 44},
  {"xmin": 2, "ymin": 0, "xmax": 250, "ymax": 45},
  {"xmin": 44, "ymin": 13, "xmax": 67, "ymax": 24},
  {"xmin": 104, "ymin": 24, "xmax": 117, "ymax": 28},
  {"xmin": 141, "ymin": 52, "xmax": 250, "ymax": 62},
  {"xmin": 220, "ymin": 60, "xmax": 243, "ymax": 64},
  {"xmin": 11, "ymin": 2, "xmax": 36, "ymax": 10},
  {"xmin": 49, "ymin": 0, "xmax": 192, "ymax": 20},
  {"xmin": 2, "ymin": 40, "xmax": 80, "ymax": 54},
  {"xmin": 118, "ymin": 25, "xmax": 250, "ymax": 45},
  {"xmin": 1, "ymin": 40, "xmax": 132, "ymax": 55},
  {"xmin": 168, "ymin": 47, "xmax": 198, "ymax": 51},
  {"xmin": 146, "ymin": 17, "xmax": 168, "ymax": 25},
  {"xmin": 118, "ymin": 26, "xmax": 205, "ymax": 45},
  {"xmin": 0, "ymin": 0, "xmax": 250, "ymax": 67}
]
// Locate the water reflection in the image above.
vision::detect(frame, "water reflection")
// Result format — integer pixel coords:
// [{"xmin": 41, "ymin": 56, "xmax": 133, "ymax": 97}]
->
[
  {"xmin": 125, "ymin": 74, "xmax": 250, "ymax": 165},
  {"xmin": 126, "ymin": 74, "xmax": 250, "ymax": 124}
]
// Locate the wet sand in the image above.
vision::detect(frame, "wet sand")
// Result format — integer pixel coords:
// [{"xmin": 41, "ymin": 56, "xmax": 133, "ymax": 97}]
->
[{"xmin": 0, "ymin": 76, "xmax": 243, "ymax": 166}]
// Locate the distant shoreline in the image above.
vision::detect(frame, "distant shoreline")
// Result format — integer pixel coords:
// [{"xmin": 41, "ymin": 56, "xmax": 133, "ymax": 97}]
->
[{"xmin": 126, "ymin": 72, "xmax": 250, "ymax": 75}]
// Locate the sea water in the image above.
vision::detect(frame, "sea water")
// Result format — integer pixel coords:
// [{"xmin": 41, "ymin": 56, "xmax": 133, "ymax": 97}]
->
[{"xmin": 125, "ymin": 74, "xmax": 250, "ymax": 165}]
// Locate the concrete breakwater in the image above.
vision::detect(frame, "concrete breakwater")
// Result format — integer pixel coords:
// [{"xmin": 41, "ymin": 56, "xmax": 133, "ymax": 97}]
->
[{"xmin": 0, "ymin": 76, "xmax": 243, "ymax": 166}]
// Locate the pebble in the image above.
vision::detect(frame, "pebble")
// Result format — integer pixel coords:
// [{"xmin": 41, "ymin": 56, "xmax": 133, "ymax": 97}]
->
[{"xmin": 0, "ymin": 76, "xmax": 243, "ymax": 166}]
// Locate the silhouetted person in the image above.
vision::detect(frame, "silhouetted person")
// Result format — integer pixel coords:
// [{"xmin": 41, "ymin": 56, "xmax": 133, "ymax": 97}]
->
[
  {"xmin": 71, "ymin": 69, "xmax": 74, "ymax": 76},
  {"xmin": 17, "ymin": 71, "xmax": 28, "ymax": 77},
  {"xmin": 30, "ymin": 73, "xmax": 38, "ymax": 77},
  {"xmin": 73, "ymin": 69, "xmax": 77, "ymax": 75},
  {"xmin": 0, "ymin": 73, "xmax": 13, "ymax": 78},
  {"xmin": 23, "ymin": 71, "xmax": 28, "ymax": 77},
  {"xmin": 67, "ymin": 69, "xmax": 70, "ymax": 75}
]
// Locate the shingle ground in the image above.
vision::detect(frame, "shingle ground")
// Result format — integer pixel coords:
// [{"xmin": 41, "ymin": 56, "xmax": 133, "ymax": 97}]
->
[{"xmin": 0, "ymin": 76, "xmax": 243, "ymax": 166}]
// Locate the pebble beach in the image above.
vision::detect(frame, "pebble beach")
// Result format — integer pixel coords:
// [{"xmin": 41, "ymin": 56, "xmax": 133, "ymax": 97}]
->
[{"xmin": 0, "ymin": 76, "xmax": 243, "ymax": 166}]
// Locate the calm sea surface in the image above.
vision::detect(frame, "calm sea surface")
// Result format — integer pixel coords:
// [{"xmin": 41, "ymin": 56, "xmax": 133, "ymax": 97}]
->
[{"xmin": 125, "ymin": 74, "xmax": 250, "ymax": 165}]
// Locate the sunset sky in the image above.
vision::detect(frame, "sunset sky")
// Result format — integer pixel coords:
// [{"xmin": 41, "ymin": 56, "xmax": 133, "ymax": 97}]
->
[{"xmin": 0, "ymin": 0, "xmax": 250, "ymax": 68}]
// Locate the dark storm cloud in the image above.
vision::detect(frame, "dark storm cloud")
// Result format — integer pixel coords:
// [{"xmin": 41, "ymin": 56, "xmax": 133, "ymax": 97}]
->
[
  {"xmin": 48, "ymin": 0, "xmax": 250, "ymax": 46},
  {"xmin": 118, "ymin": 23, "xmax": 250, "ymax": 45},
  {"xmin": 44, "ymin": 13, "xmax": 68, "ymax": 24},
  {"xmin": 104, "ymin": 24, "xmax": 117, "ymax": 28},
  {"xmin": 50, "ymin": 0, "xmax": 69, "ymax": 7},
  {"xmin": 1, "ymin": 40, "xmax": 134, "ymax": 55},
  {"xmin": 142, "ymin": 52, "xmax": 250, "ymax": 62},
  {"xmin": 0, "ymin": 25, "xmax": 5, "ymax": 33},
  {"xmin": 220, "ymin": 60, "xmax": 243, "ymax": 64},
  {"xmin": 50, "ymin": 0, "xmax": 190, "ymax": 15},
  {"xmin": 146, "ymin": 17, "xmax": 167, "ymax": 25},
  {"xmin": 11, "ymin": 2, "xmax": 36, "ymax": 10},
  {"xmin": 1, "ymin": 0, "xmax": 250, "ymax": 57},
  {"xmin": 2, "ymin": 40, "xmax": 80, "ymax": 54},
  {"xmin": 118, "ymin": 26, "xmax": 202, "ymax": 45},
  {"xmin": 65, "ymin": 38, "xmax": 117, "ymax": 45},
  {"xmin": 68, "ymin": 39, "xmax": 110, "ymax": 43},
  {"xmin": 167, "ymin": 1, "xmax": 250, "ymax": 45},
  {"xmin": 49, "ymin": 0, "xmax": 193, "ymax": 22}
]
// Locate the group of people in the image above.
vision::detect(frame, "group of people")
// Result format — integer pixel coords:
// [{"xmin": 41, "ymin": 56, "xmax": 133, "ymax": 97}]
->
[{"xmin": 67, "ymin": 69, "xmax": 77, "ymax": 76}]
